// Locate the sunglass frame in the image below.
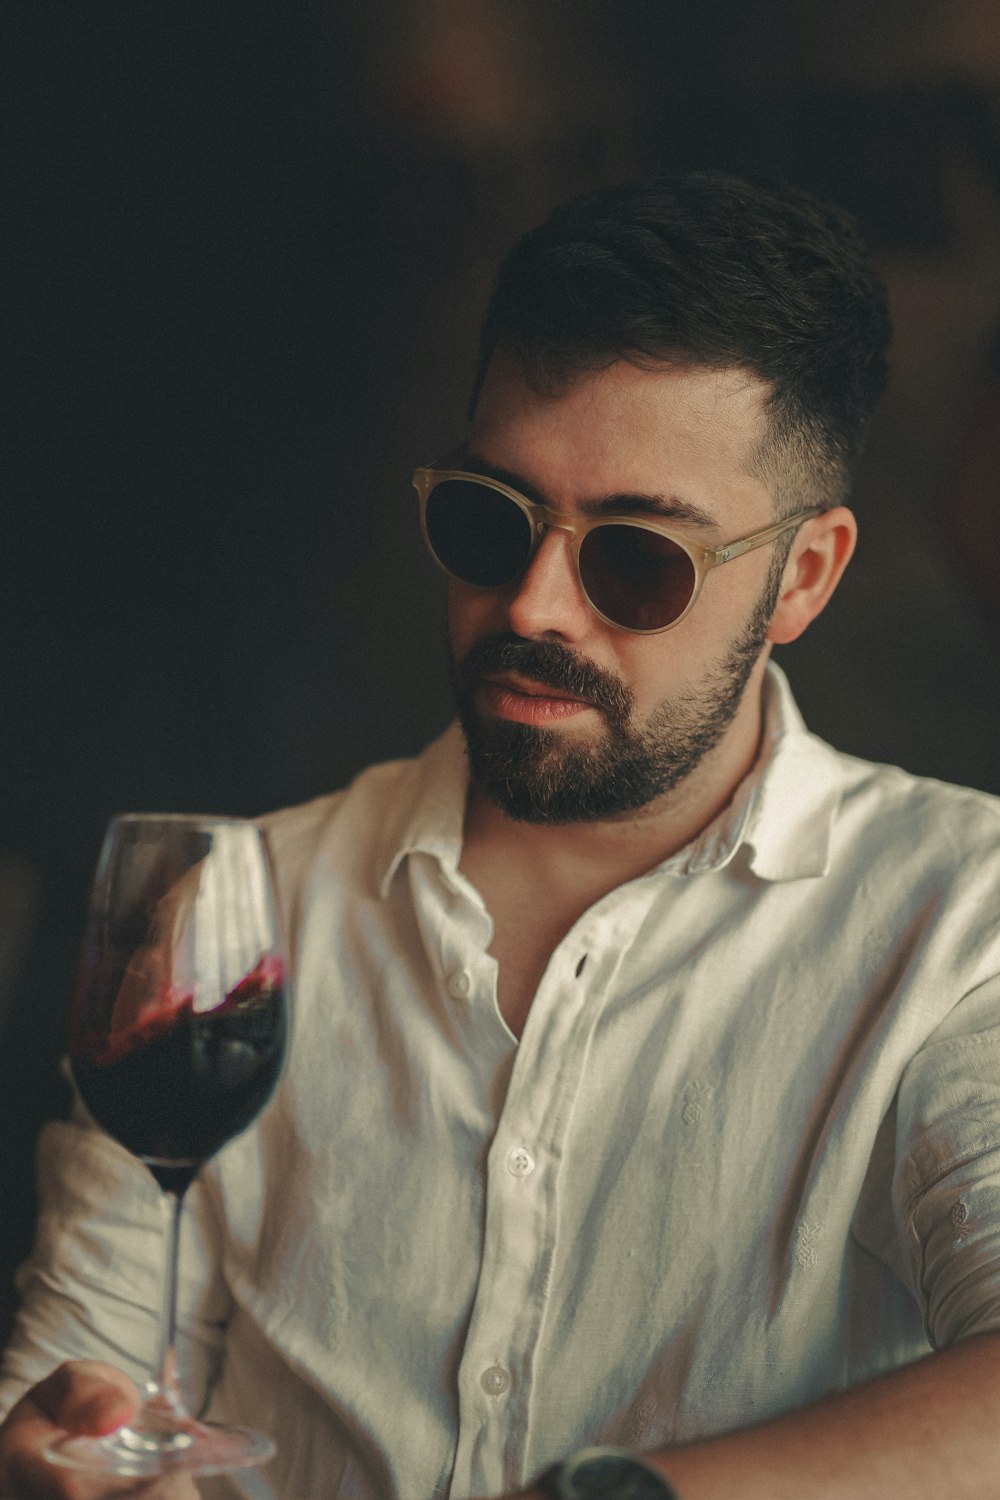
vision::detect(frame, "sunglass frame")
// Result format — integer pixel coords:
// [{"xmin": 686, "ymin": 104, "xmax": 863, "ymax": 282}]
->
[{"xmin": 412, "ymin": 466, "xmax": 822, "ymax": 635}]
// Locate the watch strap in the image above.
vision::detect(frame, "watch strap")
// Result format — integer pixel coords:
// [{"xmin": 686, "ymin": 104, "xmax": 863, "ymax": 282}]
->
[{"xmin": 537, "ymin": 1445, "xmax": 678, "ymax": 1500}]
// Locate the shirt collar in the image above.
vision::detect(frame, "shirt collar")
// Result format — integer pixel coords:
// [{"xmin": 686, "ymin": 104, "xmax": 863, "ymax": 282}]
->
[
  {"xmin": 740, "ymin": 662, "xmax": 843, "ymax": 881},
  {"xmin": 377, "ymin": 660, "xmax": 843, "ymax": 897},
  {"xmin": 377, "ymin": 724, "xmax": 469, "ymax": 898},
  {"xmin": 638, "ymin": 661, "xmax": 830, "ymax": 880}
]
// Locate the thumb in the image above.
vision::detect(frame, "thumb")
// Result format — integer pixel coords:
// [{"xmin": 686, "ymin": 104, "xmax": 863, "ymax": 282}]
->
[{"xmin": 29, "ymin": 1361, "xmax": 140, "ymax": 1437}]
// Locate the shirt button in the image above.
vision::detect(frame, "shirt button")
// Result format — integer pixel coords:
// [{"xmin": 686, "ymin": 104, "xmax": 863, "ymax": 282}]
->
[
  {"xmin": 480, "ymin": 1364, "xmax": 510, "ymax": 1396},
  {"xmin": 506, "ymin": 1146, "xmax": 536, "ymax": 1178},
  {"xmin": 447, "ymin": 970, "xmax": 472, "ymax": 1000}
]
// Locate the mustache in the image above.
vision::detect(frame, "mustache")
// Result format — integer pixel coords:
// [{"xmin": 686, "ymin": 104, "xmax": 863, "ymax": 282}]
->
[{"xmin": 455, "ymin": 634, "xmax": 634, "ymax": 719}]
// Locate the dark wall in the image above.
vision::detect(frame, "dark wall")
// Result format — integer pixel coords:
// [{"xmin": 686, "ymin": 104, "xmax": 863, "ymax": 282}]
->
[{"xmin": 3, "ymin": 0, "xmax": 1000, "ymax": 1307}]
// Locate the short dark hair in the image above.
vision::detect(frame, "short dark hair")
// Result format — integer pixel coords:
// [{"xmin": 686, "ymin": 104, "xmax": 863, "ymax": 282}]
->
[{"xmin": 471, "ymin": 171, "xmax": 892, "ymax": 512}]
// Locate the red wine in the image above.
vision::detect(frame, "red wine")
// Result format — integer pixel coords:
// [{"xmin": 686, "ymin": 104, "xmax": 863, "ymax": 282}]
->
[{"xmin": 72, "ymin": 959, "xmax": 287, "ymax": 1195}]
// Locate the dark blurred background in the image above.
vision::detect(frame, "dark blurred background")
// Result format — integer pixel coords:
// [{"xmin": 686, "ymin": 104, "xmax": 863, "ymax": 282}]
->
[{"xmin": 3, "ymin": 0, "xmax": 1000, "ymax": 1325}]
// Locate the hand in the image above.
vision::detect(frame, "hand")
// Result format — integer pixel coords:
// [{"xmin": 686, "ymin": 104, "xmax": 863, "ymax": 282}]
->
[
  {"xmin": 470, "ymin": 1486, "xmax": 546, "ymax": 1500},
  {"xmin": 0, "ymin": 1361, "xmax": 197, "ymax": 1500}
]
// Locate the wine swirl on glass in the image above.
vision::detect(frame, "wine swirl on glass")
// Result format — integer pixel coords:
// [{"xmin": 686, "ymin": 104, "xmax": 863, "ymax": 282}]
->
[{"xmin": 46, "ymin": 814, "xmax": 288, "ymax": 1478}]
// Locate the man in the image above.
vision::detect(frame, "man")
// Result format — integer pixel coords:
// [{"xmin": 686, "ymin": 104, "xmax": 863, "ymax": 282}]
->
[{"xmin": 3, "ymin": 171, "xmax": 1000, "ymax": 1500}]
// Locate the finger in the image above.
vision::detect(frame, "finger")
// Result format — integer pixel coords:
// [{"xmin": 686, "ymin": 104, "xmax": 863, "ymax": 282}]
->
[
  {"xmin": 0, "ymin": 1442, "xmax": 197, "ymax": 1500},
  {"xmin": 29, "ymin": 1364, "xmax": 140, "ymax": 1438},
  {"xmin": 0, "ymin": 1366, "xmax": 185, "ymax": 1500},
  {"xmin": 2, "ymin": 1427, "xmax": 144, "ymax": 1500},
  {"xmin": 131, "ymin": 1480, "xmax": 201, "ymax": 1500}
]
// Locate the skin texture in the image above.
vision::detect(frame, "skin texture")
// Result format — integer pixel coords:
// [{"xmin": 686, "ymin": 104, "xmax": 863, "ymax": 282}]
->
[
  {"xmin": 6, "ymin": 358, "xmax": 994, "ymax": 1499},
  {"xmin": 453, "ymin": 356, "xmax": 786, "ymax": 833},
  {"xmin": 455, "ymin": 354, "xmax": 854, "ymax": 1037},
  {"xmin": 506, "ymin": 1332, "xmax": 1000, "ymax": 1500},
  {"xmin": 455, "ymin": 354, "xmax": 853, "ymax": 844},
  {"xmin": 448, "ymin": 359, "xmax": 1000, "ymax": 1497},
  {"xmin": 0, "ymin": 1361, "xmax": 197, "ymax": 1500},
  {"xmin": 451, "ymin": 618, "xmax": 775, "ymax": 824}
]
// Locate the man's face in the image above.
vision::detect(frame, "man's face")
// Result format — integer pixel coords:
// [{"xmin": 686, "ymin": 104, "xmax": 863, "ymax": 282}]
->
[{"xmin": 449, "ymin": 354, "xmax": 785, "ymax": 823}]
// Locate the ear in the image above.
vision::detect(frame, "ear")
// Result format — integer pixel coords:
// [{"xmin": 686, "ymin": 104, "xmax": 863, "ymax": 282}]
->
[{"xmin": 767, "ymin": 506, "xmax": 857, "ymax": 645}]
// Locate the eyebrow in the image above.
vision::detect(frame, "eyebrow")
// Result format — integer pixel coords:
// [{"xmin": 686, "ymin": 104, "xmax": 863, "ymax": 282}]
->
[{"xmin": 459, "ymin": 450, "xmax": 721, "ymax": 531}]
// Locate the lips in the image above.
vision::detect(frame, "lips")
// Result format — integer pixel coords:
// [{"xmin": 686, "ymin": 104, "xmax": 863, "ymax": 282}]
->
[
  {"xmin": 453, "ymin": 632, "xmax": 634, "ymax": 729},
  {"xmin": 483, "ymin": 671, "xmax": 589, "ymax": 702},
  {"xmin": 478, "ymin": 672, "xmax": 594, "ymax": 724}
]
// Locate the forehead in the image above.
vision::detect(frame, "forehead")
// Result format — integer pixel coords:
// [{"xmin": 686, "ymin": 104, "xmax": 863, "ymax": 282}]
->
[{"xmin": 469, "ymin": 354, "xmax": 775, "ymax": 520}]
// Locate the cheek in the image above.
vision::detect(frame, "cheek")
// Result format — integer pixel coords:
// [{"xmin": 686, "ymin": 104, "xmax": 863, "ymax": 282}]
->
[
  {"xmin": 446, "ymin": 581, "xmax": 504, "ymax": 658},
  {"xmin": 706, "ymin": 553, "xmax": 775, "ymax": 622},
  {"xmin": 619, "ymin": 625, "xmax": 719, "ymax": 714}
]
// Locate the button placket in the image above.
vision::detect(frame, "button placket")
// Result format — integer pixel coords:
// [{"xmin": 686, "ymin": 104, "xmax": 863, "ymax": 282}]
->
[
  {"xmin": 480, "ymin": 1364, "xmax": 510, "ymax": 1396},
  {"xmin": 506, "ymin": 1146, "xmax": 536, "ymax": 1178},
  {"xmin": 446, "ymin": 968, "xmax": 472, "ymax": 1000},
  {"xmin": 451, "ymin": 911, "xmax": 638, "ymax": 1497}
]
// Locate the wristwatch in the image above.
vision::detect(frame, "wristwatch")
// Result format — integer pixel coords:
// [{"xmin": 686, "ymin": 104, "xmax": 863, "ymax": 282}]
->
[{"xmin": 537, "ymin": 1445, "xmax": 678, "ymax": 1500}]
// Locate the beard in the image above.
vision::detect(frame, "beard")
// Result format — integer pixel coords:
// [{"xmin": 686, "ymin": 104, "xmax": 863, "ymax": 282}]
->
[{"xmin": 451, "ymin": 573, "xmax": 778, "ymax": 825}]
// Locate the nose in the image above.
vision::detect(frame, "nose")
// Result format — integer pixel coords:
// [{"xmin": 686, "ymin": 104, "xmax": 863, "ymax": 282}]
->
[{"xmin": 505, "ymin": 524, "xmax": 593, "ymax": 640}]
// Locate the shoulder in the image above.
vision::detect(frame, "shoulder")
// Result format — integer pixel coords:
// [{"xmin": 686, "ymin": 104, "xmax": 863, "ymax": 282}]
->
[
  {"xmin": 259, "ymin": 754, "xmax": 424, "ymax": 882},
  {"xmin": 829, "ymin": 746, "xmax": 1000, "ymax": 853},
  {"xmin": 259, "ymin": 755, "xmax": 420, "ymax": 855},
  {"xmin": 255, "ymin": 724, "xmax": 466, "ymax": 925},
  {"xmin": 746, "ymin": 680, "xmax": 1000, "ymax": 893},
  {"xmin": 813, "ymin": 744, "xmax": 1000, "ymax": 979},
  {"xmin": 254, "ymin": 760, "xmax": 421, "ymax": 967},
  {"xmin": 768, "ymin": 664, "xmax": 1000, "ymax": 856}
]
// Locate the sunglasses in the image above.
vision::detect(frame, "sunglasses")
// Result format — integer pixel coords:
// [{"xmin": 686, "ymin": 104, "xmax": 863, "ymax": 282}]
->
[{"xmin": 413, "ymin": 467, "xmax": 821, "ymax": 635}]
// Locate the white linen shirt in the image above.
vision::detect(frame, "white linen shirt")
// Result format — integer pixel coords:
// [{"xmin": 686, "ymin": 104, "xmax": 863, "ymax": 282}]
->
[{"xmin": 5, "ymin": 663, "xmax": 1000, "ymax": 1500}]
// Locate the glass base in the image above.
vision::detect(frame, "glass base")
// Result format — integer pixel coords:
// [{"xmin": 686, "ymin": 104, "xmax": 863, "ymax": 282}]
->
[{"xmin": 45, "ymin": 1419, "xmax": 276, "ymax": 1478}]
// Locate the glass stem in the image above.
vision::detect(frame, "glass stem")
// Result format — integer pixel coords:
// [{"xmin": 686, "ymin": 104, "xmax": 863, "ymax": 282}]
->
[{"xmin": 144, "ymin": 1190, "xmax": 189, "ymax": 1422}]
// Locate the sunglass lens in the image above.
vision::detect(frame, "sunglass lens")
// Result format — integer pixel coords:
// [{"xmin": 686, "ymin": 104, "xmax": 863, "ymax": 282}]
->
[
  {"xmin": 424, "ymin": 480, "xmax": 532, "ymax": 587},
  {"xmin": 579, "ymin": 525, "xmax": 697, "ymax": 631}
]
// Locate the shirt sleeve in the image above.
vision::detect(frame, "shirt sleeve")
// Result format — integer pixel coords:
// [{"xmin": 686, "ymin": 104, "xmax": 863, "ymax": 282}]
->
[
  {"xmin": 894, "ymin": 974, "xmax": 1000, "ymax": 1348},
  {"xmin": 0, "ymin": 1103, "xmax": 232, "ymax": 1421}
]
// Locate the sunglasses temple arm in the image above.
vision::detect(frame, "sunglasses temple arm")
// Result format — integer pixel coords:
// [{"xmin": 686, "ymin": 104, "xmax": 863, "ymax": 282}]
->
[{"xmin": 711, "ymin": 508, "xmax": 822, "ymax": 565}]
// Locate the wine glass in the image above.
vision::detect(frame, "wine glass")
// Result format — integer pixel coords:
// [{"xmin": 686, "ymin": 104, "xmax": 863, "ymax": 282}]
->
[{"xmin": 45, "ymin": 813, "xmax": 288, "ymax": 1478}]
